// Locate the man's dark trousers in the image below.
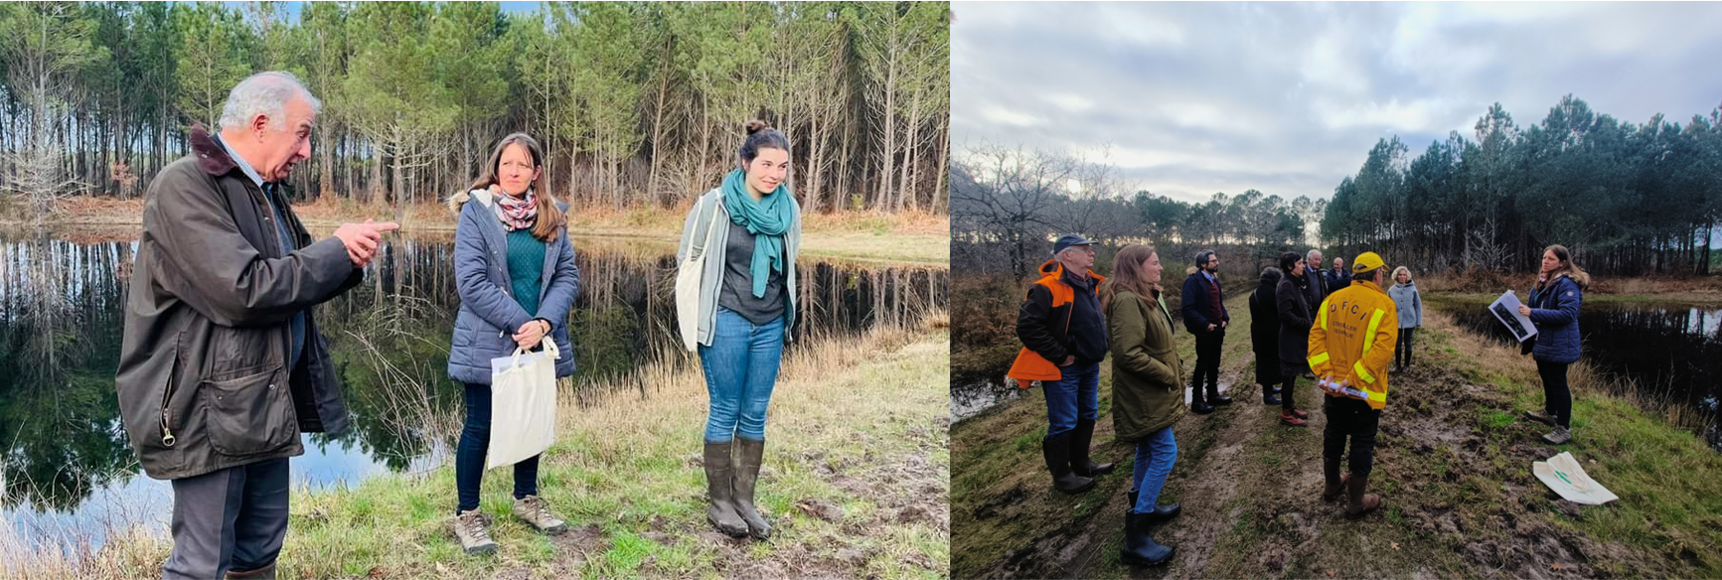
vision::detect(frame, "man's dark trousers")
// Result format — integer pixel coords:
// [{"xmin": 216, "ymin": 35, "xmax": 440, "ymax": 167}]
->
[{"xmin": 162, "ymin": 457, "xmax": 291, "ymax": 579}]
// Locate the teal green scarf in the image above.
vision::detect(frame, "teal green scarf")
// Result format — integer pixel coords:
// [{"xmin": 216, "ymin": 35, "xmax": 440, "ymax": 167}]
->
[{"xmin": 721, "ymin": 168, "xmax": 795, "ymax": 298}]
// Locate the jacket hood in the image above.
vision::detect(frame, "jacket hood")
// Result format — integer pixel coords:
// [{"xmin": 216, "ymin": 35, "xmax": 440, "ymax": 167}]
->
[{"xmin": 447, "ymin": 188, "xmax": 495, "ymax": 215}]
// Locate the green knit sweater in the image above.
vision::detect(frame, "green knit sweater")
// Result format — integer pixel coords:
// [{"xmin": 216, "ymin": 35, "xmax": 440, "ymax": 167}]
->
[{"xmin": 506, "ymin": 228, "xmax": 546, "ymax": 316}]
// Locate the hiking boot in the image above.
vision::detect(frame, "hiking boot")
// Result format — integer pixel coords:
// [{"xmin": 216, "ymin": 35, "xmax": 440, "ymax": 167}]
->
[
  {"xmin": 512, "ymin": 495, "xmax": 568, "ymax": 535},
  {"xmin": 1288, "ymin": 408, "xmax": 1309, "ymax": 420},
  {"xmin": 1070, "ymin": 419, "xmax": 1115, "ymax": 477},
  {"xmin": 703, "ymin": 441, "xmax": 748, "ymax": 538},
  {"xmin": 1120, "ymin": 511, "xmax": 1175, "ymax": 566},
  {"xmin": 1345, "ymin": 472, "xmax": 1382, "ymax": 519},
  {"xmin": 1523, "ymin": 409, "xmax": 1556, "ymax": 426},
  {"xmin": 1044, "ymin": 433, "xmax": 1095, "ymax": 494},
  {"xmin": 1280, "ymin": 408, "xmax": 1307, "ymax": 427},
  {"xmin": 225, "ymin": 561, "xmax": 277, "ymax": 579},
  {"xmin": 1321, "ymin": 457, "xmax": 1350, "ymax": 502},
  {"xmin": 453, "ymin": 510, "xmax": 497, "ymax": 556},
  {"xmin": 1263, "ymin": 393, "xmax": 1282, "ymax": 405},
  {"xmin": 1542, "ymin": 426, "xmax": 1573, "ymax": 445},
  {"xmin": 732, "ymin": 438, "xmax": 773, "ymax": 539}
]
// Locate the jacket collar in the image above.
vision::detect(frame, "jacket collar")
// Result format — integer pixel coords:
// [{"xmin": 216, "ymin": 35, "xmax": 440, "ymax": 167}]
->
[{"xmin": 189, "ymin": 124, "xmax": 243, "ymax": 177}]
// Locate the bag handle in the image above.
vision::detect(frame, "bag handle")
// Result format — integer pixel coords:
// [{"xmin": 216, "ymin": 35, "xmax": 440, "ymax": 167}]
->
[
  {"xmin": 507, "ymin": 335, "xmax": 562, "ymax": 369},
  {"xmin": 686, "ymin": 194, "xmax": 725, "ymax": 262}
]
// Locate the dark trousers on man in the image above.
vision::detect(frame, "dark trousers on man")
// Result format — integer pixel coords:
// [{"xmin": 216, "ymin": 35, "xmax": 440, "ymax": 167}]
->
[
  {"xmin": 1322, "ymin": 396, "xmax": 1382, "ymax": 475},
  {"xmin": 163, "ymin": 457, "xmax": 290, "ymax": 580},
  {"xmin": 1190, "ymin": 328, "xmax": 1225, "ymax": 403}
]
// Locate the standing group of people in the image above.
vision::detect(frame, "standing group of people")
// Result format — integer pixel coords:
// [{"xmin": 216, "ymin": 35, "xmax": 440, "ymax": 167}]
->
[
  {"xmin": 1010, "ymin": 234, "xmax": 1589, "ymax": 568},
  {"xmin": 117, "ymin": 71, "xmax": 802, "ymax": 578}
]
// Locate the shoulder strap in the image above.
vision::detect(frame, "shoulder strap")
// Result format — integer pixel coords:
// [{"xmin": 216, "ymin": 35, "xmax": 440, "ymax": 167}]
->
[{"xmin": 689, "ymin": 192, "xmax": 724, "ymax": 256}]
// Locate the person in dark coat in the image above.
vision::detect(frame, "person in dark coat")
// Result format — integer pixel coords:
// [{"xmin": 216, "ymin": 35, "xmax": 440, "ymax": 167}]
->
[
  {"xmin": 446, "ymin": 133, "xmax": 581, "ymax": 554},
  {"xmin": 1517, "ymin": 245, "xmax": 1589, "ymax": 445},
  {"xmin": 1248, "ymin": 267, "xmax": 1284, "ymax": 405},
  {"xmin": 1275, "ymin": 252, "xmax": 1314, "ymax": 427},
  {"xmin": 1304, "ymin": 249, "xmax": 1329, "ymax": 313},
  {"xmin": 116, "ymin": 72, "xmax": 396, "ymax": 579},
  {"xmin": 1180, "ymin": 250, "xmax": 1232, "ymax": 414},
  {"xmin": 1325, "ymin": 256, "xmax": 1353, "ymax": 290}
]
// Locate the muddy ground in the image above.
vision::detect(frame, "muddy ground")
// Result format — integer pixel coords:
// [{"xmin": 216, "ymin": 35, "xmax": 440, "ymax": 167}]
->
[{"xmin": 952, "ymin": 295, "xmax": 1717, "ymax": 580}]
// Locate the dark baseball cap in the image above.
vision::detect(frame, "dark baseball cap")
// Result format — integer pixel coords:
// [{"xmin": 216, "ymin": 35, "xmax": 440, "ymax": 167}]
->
[{"xmin": 1053, "ymin": 234, "xmax": 1094, "ymax": 255}]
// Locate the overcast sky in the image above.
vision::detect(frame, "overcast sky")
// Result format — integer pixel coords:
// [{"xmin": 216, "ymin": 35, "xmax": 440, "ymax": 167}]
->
[{"xmin": 952, "ymin": 2, "xmax": 1722, "ymax": 205}]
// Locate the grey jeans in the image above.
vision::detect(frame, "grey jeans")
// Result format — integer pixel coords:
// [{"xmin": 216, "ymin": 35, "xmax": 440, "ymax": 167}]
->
[{"xmin": 162, "ymin": 457, "xmax": 290, "ymax": 579}]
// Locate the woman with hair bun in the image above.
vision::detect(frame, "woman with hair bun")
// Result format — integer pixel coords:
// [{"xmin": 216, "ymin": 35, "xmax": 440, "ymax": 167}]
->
[{"xmin": 675, "ymin": 120, "xmax": 802, "ymax": 540}]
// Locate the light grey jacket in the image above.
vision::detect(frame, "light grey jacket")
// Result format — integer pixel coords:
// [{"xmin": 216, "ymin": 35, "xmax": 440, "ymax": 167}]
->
[
  {"xmin": 1389, "ymin": 280, "xmax": 1422, "ymax": 329},
  {"xmin": 676, "ymin": 188, "xmax": 802, "ymax": 346}
]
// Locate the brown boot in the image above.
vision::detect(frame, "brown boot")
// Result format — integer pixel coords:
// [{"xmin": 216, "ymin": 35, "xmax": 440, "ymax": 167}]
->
[
  {"xmin": 1321, "ymin": 458, "xmax": 1349, "ymax": 502},
  {"xmin": 704, "ymin": 441, "xmax": 748, "ymax": 537},
  {"xmin": 1345, "ymin": 472, "xmax": 1382, "ymax": 518},
  {"xmin": 1280, "ymin": 408, "xmax": 1307, "ymax": 427},
  {"xmin": 733, "ymin": 438, "xmax": 773, "ymax": 539},
  {"xmin": 226, "ymin": 561, "xmax": 277, "ymax": 579},
  {"xmin": 452, "ymin": 510, "xmax": 497, "ymax": 556}
]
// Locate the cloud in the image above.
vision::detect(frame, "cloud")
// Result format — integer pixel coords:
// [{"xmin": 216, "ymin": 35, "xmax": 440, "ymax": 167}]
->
[{"xmin": 953, "ymin": 2, "xmax": 1722, "ymax": 204}]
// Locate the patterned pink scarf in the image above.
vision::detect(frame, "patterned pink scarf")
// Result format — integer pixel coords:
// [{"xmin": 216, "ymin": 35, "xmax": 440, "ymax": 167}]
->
[{"xmin": 493, "ymin": 188, "xmax": 538, "ymax": 231}]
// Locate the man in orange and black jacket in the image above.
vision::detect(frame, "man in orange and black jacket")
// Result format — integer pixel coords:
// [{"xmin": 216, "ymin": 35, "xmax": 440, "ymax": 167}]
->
[{"xmin": 1012, "ymin": 234, "xmax": 1116, "ymax": 494}]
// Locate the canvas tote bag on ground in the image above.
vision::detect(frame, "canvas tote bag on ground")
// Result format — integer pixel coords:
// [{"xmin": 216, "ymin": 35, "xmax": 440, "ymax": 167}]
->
[
  {"xmin": 486, "ymin": 338, "xmax": 561, "ymax": 470},
  {"xmin": 676, "ymin": 196, "xmax": 724, "ymax": 352}
]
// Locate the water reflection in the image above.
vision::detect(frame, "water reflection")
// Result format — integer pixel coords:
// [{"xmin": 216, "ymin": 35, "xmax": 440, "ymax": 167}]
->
[
  {"xmin": 1430, "ymin": 297, "xmax": 1722, "ymax": 449},
  {"xmin": 0, "ymin": 228, "xmax": 946, "ymax": 551}
]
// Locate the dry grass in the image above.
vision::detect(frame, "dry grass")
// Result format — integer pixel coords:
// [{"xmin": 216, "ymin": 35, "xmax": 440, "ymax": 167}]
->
[{"xmin": 4, "ymin": 314, "xmax": 950, "ymax": 580}]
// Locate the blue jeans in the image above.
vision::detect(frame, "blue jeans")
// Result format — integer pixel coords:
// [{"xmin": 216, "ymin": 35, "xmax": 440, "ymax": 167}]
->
[
  {"xmin": 1129, "ymin": 427, "xmax": 1178, "ymax": 514},
  {"xmin": 699, "ymin": 308, "xmax": 786, "ymax": 443},
  {"xmin": 454, "ymin": 382, "xmax": 540, "ymax": 513},
  {"xmin": 1043, "ymin": 361, "xmax": 1100, "ymax": 440}
]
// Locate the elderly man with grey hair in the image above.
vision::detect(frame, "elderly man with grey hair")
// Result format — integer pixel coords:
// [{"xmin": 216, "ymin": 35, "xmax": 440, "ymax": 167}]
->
[
  {"xmin": 1304, "ymin": 249, "xmax": 1329, "ymax": 308},
  {"xmin": 116, "ymin": 71, "xmax": 398, "ymax": 579}
]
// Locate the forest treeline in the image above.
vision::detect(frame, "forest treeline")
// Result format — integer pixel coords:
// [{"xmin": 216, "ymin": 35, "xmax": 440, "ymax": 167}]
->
[
  {"xmin": 0, "ymin": 1, "xmax": 949, "ymax": 221},
  {"xmin": 952, "ymin": 96, "xmax": 1722, "ymax": 280}
]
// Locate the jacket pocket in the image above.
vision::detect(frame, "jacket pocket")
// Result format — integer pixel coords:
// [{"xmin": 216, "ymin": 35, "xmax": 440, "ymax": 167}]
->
[{"xmin": 199, "ymin": 365, "xmax": 296, "ymax": 457}]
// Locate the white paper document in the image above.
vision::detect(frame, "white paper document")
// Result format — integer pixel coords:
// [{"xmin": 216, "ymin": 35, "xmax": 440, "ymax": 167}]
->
[{"xmin": 1488, "ymin": 290, "xmax": 1538, "ymax": 341}]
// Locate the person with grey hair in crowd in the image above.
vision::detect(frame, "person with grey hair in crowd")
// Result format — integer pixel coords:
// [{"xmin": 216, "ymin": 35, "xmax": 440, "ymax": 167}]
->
[
  {"xmin": 117, "ymin": 71, "xmax": 398, "ymax": 579},
  {"xmin": 1304, "ymin": 249, "xmax": 1329, "ymax": 307}
]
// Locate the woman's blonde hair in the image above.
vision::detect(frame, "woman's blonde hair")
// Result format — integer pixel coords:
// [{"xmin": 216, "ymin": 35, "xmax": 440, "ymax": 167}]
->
[
  {"xmin": 1100, "ymin": 244, "xmax": 1160, "ymax": 312},
  {"xmin": 1391, "ymin": 266, "xmax": 1412, "ymax": 283}
]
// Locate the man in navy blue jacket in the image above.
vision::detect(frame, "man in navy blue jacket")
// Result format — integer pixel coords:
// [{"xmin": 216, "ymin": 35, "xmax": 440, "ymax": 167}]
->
[{"xmin": 1181, "ymin": 250, "xmax": 1233, "ymax": 414}]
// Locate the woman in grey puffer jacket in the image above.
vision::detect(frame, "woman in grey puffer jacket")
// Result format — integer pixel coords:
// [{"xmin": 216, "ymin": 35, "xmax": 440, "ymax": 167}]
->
[{"xmin": 1388, "ymin": 267, "xmax": 1421, "ymax": 373}]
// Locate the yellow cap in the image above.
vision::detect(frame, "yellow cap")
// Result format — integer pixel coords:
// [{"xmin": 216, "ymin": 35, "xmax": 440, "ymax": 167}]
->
[{"xmin": 1352, "ymin": 252, "xmax": 1385, "ymax": 273}]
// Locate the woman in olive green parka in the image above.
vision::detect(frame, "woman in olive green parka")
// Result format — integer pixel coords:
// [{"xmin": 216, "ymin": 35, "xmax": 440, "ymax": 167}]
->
[{"xmin": 1101, "ymin": 244, "xmax": 1183, "ymax": 567}]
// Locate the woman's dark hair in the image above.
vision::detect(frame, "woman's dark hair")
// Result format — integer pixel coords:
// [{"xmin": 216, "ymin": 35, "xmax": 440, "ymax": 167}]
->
[
  {"xmin": 1279, "ymin": 251, "xmax": 1303, "ymax": 274},
  {"xmin": 738, "ymin": 120, "xmax": 791, "ymax": 168},
  {"xmin": 467, "ymin": 132, "xmax": 564, "ymax": 242},
  {"xmin": 1259, "ymin": 266, "xmax": 1283, "ymax": 286}
]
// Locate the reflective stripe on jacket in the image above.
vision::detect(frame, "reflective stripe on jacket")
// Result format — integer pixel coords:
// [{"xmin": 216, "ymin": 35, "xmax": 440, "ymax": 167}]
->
[{"xmin": 1307, "ymin": 279, "xmax": 1399, "ymax": 409}]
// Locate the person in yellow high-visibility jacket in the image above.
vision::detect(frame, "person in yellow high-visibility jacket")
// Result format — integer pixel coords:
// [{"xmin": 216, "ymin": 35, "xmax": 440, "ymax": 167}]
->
[{"xmin": 1306, "ymin": 251, "xmax": 1397, "ymax": 519}]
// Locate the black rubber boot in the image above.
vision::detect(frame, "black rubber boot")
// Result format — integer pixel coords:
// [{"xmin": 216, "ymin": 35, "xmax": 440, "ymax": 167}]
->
[
  {"xmin": 1070, "ymin": 419, "xmax": 1115, "ymax": 476},
  {"xmin": 1044, "ymin": 433, "xmax": 1095, "ymax": 494},
  {"xmin": 1127, "ymin": 488, "xmax": 1181, "ymax": 522},
  {"xmin": 1120, "ymin": 511, "xmax": 1176, "ymax": 566}
]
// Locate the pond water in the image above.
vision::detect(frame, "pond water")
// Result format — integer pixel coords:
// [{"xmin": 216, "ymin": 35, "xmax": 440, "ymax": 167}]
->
[
  {"xmin": 0, "ymin": 227, "xmax": 946, "ymax": 554},
  {"xmin": 1429, "ymin": 296, "xmax": 1722, "ymax": 450}
]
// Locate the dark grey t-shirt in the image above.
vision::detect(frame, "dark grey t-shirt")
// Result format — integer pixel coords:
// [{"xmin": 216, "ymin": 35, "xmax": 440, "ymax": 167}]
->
[{"xmin": 717, "ymin": 220, "xmax": 786, "ymax": 325}]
